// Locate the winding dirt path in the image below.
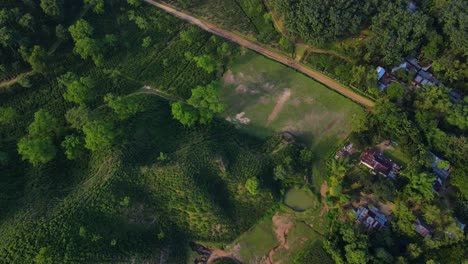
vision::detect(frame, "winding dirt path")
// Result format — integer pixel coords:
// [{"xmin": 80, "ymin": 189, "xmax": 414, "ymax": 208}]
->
[
  {"xmin": 0, "ymin": 71, "xmax": 32, "ymax": 88},
  {"xmin": 266, "ymin": 213, "xmax": 294, "ymax": 264},
  {"xmin": 143, "ymin": 0, "xmax": 375, "ymax": 108}
]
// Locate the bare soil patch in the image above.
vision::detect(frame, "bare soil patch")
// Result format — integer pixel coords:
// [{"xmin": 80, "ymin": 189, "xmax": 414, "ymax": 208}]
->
[
  {"xmin": 319, "ymin": 181, "xmax": 329, "ymax": 217},
  {"xmin": 266, "ymin": 213, "xmax": 294, "ymax": 264},
  {"xmin": 266, "ymin": 89, "xmax": 291, "ymax": 126},
  {"xmin": 223, "ymin": 70, "xmax": 235, "ymax": 85}
]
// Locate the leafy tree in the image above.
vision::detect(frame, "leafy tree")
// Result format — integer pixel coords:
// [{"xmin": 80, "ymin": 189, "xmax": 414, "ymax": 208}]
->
[
  {"xmin": 62, "ymin": 76, "xmax": 95, "ymax": 105},
  {"xmin": 69, "ymin": 19, "xmax": 93, "ymax": 41},
  {"xmin": 407, "ymin": 243, "xmax": 422, "ymax": 259},
  {"xmin": 73, "ymin": 38, "xmax": 103, "ymax": 65},
  {"xmin": 273, "ymin": 164, "xmax": 287, "ymax": 181},
  {"xmin": 17, "ymin": 74, "xmax": 32, "ymax": 88},
  {"xmin": 28, "ymin": 45, "xmax": 47, "ymax": 73},
  {"xmin": 34, "ymin": 246, "xmax": 53, "ymax": 264},
  {"xmin": 386, "ymin": 82, "xmax": 405, "ymax": 100},
  {"xmin": 367, "ymin": 2, "xmax": 430, "ymax": 65},
  {"xmin": 440, "ymin": 0, "xmax": 467, "ymax": 55},
  {"xmin": 374, "ymin": 248, "xmax": 394, "ymax": 264},
  {"xmin": 446, "ymin": 100, "xmax": 468, "ymax": 130},
  {"xmin": 82, "ymin": 120, "xmax": 116, "ymax": 151},
  {"xmin": 370, "ymin": 99, "xmax": 416, "ymax": 145},
  {"xmin": 432, "ymin": 52, "xmax": 467, "ymax": 84},
  {"xmin": 393, "ymin": 200, "xmax": 416, "ymax": 236},
  {"xmin": 61, "ymin": 135, "xmax": 84, "ymax": 160},
  {"xmin": 350, "ymin": 65, "xmax": 366, "ymax": 87},
  {"xmin": 104, "ymin": 94, "xmax": 146, "ymax": 119},
  {"xmin": 171, "ymin": 102, "xmax": 198, "ymax": 126},
  {"xmin": 403, "ymin": 170, "xmax": 435, "ymax": 203},
  {"xmin": 65, "ymin": 105, "xmax": 90, "ymax": 129},
  {"xmin": 299, "ymin": 148, "xmax": 314, "ymax": 167},
  {"xmin": 187, "ymin": 81, "xmax": 225, "ymax": 123},
  {"xmin": 450, "ymin": 167, "xmax": 468, "ymax": 199},
  {"xmin": 142, "ymin": 36, "xmax": 152, "ymax": 48},
  {"xmin": 280, "ymin": 0, "xmax": 365, "ymax": 45},
  {"xmin": 28, "ymin": 110, "xmax": 60, "ymax": 137},
  {"xmin": 179, "ymin": 27, "xmax": 198, "ymax": 43},
  {"xmin": 422, "ymin": 204, "xmax": 441, "ymax": 225},
  {"xmin": 421, "ymin": 31, "xmax": 444, "ymax": 62},
  {"xmin": 17, "ymin": 136, "xmax": 56, "ymax": 166},
  {"xmin": 40, "ymin": 0, "xmax": 63, "ymax": 17},
  {"xmin": 84, "ymin": 0, "xmax": 105, "ymax": 14},
  {"xmin": 345, "ymin": 245, "xmax": 367, "ymax": 264},
  {"xmin": 127, "ymin": 0, "xmax": 141, "ymax": 7},
  {"xmin": 18, "ymin": 14, "xmax": 34, "ymax": 31},
  {"xmin": 279, "ymin": 36, "xmax": 294, "ymax": 53},
  {"xmin": 134, "ymin": 16, "xmax": 148, "ymax": 30},
  {"xmin": 245, "ymin": 177, "xmax": 260, "ymax": 195},
  {"xmin": 0, "ymin": 107, "xmax": 16, "ymax": 125},
  {"xmin": 193, "ymin": 54, "xmax": 217, "ymax": 73},
  {"xmin": 414, "ymin": 85, "xmax": 452, "ymax": 115}
]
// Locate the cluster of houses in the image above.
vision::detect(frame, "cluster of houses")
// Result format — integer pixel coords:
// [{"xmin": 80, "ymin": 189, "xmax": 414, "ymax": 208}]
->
[
  {"xmin": 336, "ymin": 143, "xmax": 465, "ymax": 237},
  {"xmin": 376, "ymin": 56, "xmax": 462, "ymax": 103},
  {"xmin": 376, "ymin": 56, "xmax": 440, "ymax": 90}
]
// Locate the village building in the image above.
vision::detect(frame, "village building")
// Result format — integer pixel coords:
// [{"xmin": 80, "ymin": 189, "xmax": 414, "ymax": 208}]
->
[
  {"xmin": 359, "ymin": 148, "xmax": 400, "ymax": 179},
  {"xmin": 354, "ymin": 206, "xmax": 388, "ymax": 231},
  {"xmin": 335, "ymin": 142, "xmax": 354, "ymax": 159},
  {"xmin": 430, "ymin": 153, "xmax": 451, "ymax": 192},
  {"xmin": 376, "ymin": 66, "xmax": 398, "ymax": 90},
  {"xmin": 415, "ymin": 218, "xmax": 433, "ymax": 238}
]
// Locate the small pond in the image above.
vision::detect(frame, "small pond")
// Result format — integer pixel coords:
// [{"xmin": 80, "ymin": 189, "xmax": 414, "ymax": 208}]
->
[{"xmin": 284, "ymin": 188, "xmax": 315, "ymax": 212}]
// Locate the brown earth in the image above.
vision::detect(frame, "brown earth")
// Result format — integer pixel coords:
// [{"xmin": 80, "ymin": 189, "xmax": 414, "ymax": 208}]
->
[{"xmin": 266, "ymin": 89, "xmax": 291, "ymax": 126}]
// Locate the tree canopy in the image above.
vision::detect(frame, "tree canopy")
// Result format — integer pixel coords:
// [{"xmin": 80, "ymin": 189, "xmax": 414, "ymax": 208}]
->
[{"xmin": 82, "ymin": 120, "xmax": 117, "ymax": 152}]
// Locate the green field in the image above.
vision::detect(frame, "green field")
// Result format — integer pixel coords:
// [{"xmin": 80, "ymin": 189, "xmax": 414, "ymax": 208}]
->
[
  {"xmin": 220, "ymin": 51, "xmax": 364, "ymax": 158},
  {"xmin": 223, "ymin": 194, "xmax": 329, "ymax": 263}
]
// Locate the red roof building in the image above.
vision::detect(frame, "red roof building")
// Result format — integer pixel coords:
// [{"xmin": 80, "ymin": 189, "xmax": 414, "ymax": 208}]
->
[{"xmin": 360, "ymin": 149, "xmax": 398, "ymax": 178}]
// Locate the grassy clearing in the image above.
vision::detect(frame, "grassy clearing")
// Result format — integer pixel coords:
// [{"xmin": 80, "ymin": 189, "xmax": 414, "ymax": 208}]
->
[
  {"xmin": 220, "ymin": 51, "xmax": 365, "ymax": 158},
  {"xmin": 224, "ymin": 186, "xmax": 327, "ymax": 263},
  {"xmin": 384, "ymin": 147, "xmax": 411, "ymax": 167},
  {"xmin": 284, "ymin": 187, "xmax": 315, "ymax": 211}
]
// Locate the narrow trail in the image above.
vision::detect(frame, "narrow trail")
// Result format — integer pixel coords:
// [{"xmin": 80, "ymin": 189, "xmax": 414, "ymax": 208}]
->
[
  {"xmin": 0, "ymin": 71, "xmax": 32, "ymax": 88},
  {"xmin": 143, "ymin": 0, "xmax": 375, "ymax": 108},
  {"xmin": 266, "ymin": 213, "xmax": 294, "ymax": 264}
]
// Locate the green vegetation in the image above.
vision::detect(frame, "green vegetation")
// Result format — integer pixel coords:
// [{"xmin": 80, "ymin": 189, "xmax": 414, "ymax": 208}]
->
[
  {"xmin": 164, "ymin": 0, "xmax": 279, "ymax": 42},
  {"xmin": 220, "ymin": 51, "xmax": 364, "ymax": 157},
  {"xmin": 1, "ymin": 0, "xmax": 466, "ymax": 263},
  {"xmin": 284, "ymin": 187, "xmax": 315, "ymax": 211}
]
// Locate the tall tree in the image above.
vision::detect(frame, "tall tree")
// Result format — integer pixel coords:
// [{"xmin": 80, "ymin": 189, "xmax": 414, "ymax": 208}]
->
[
  {"xmin": 17, "ymin": 136, "xmax": 56, "ymax": 166},
  {"xmin": 104, "ymin": 94, "xmax": 146, "ymax": 120},
  {"xmin": 0, "ymin": 107, "xmax": 16, "ymax": 125},
  {"xmin": 40, "ymin": 0, "xmax": 63, "ymax": 17},
  {"xmin": 367, "ymin": 2, "xmax": 430, "ymax": 65},
  {"xmin": 82, "ymin": 120, "xmax": 116, "ymax": 151}
]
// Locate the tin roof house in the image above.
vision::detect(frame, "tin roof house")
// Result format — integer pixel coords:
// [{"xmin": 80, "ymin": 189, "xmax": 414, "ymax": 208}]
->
[{"xmin": 355, "ymin": 206, "xmax": 388, "ymax": 231}]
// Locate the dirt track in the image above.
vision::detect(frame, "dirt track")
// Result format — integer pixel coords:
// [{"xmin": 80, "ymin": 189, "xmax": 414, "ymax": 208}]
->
[{"xmin": 143, "ymin": 0, "xmax": 375, "ymax": 108}]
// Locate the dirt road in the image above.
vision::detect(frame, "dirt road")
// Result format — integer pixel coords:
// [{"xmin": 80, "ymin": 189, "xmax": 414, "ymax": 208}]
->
[{"xmin": 143, "ymin": 0, "xmax": 375, "ymax": 108}]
